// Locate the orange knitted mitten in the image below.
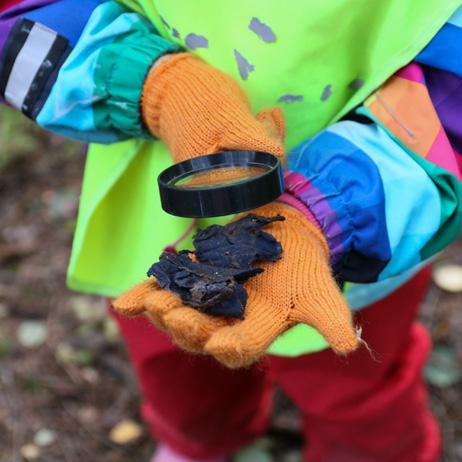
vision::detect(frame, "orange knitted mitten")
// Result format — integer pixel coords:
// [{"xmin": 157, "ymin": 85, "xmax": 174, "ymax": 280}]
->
[
  {"xmin": 113, "ymin": 202, "xmax": 359, "ymax": 369},
  {"xmin": 141, "ymin": 53, "xmax": 285, "ymax": 163}
]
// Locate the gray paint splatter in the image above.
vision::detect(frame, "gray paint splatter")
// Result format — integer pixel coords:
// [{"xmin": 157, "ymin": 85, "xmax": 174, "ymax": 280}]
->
[
  {"xmin": 278, "ymin": 94, "xmax": 304, "ymax": 103},
  {"xmin": 249, "ymin": 17, "xmax": 276, "ymax": 43},
  {"xmin": 185, "ymin": 33, "xmax": 209, "ymax": 49},
  {"xmin": 349, "ymin": 79, "xmax": 364, "ymax": 90},
  {"xmin": 234, "ymin": 49, "xmax": 255, "ymax": 80},
  {"xmin": 321, "ymin": 84, "xmax": 332, "ymax": 101},
  {"xmin": 160, "ymin": 15, "xmax": 170, "ymax": 30},
  {"xmin": 172, "ymin": 28, "xmax": 180, "ymax": 38}
]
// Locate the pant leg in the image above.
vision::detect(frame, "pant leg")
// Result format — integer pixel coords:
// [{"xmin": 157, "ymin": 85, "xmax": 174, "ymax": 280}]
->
[
  {"xmin": 110, "ymin": 309, "xmax": 273, "ymax": 460},
  {"xmin": 269, "ymin": 267, "xmax": 440, "ymax": 462}
]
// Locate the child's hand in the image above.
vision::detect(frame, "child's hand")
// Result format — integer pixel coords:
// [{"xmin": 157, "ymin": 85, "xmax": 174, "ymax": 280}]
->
[
  {"xmin": 141, "ymin": 53, "xmax": 285, "ymax": 164},
  {"xmin": 113, "ymin": 203, "xmax": 359, "ymax": 369}
]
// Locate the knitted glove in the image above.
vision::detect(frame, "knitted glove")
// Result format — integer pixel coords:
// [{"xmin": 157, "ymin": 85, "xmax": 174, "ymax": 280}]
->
[
  {"xmin": 141, "ymin": 53, "xmax": 285, "ymax": 163},
  {"xmin": 113, "ymin": 202, "xmax": 359, "ymax": 369}
]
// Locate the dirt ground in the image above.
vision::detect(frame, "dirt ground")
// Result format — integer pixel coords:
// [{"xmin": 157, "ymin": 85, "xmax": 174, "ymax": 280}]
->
[{"xmin": 0, "ymin": 107, "xmax": 461, "ymax": 462}]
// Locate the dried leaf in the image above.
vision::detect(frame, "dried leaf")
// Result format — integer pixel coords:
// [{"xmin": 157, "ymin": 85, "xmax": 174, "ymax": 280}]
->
[
  {"xmin": 68, "ymin": 296, "xmax": 105, "ymax": 324},
  {"xmin": 103, "ymin": 317, "xmax": 120, "ymax": 343},
  {"xmin": 20, "ymin": 444, "xmax": 40, "ymax": 460},
  {"xmin": 147, "ymin": 214, "xmax": 284, "ymax": 318},
  {"xmin": 34, "ymin": 428, "xmax": 56, "ymax": 447},
  {"xmin": 193, "ymin": 214, "xmax": 284, "ymax": 268},
  {"xmin": 55, "ymin": 343, "xmax": 94, "ymax": 366},
  {"xmin": 149, "ymin": 250, "xmax": 259, "ymax": 318},
  {"xmin": 17, "ymin": 321, "xmax": 48, "ymax": 348},
  {"xmin": 109, "ymin": 419, "xmax": 143, "ymax": 445},
  {"xmin": 425, "ymin": 345, "xmax": 462, "ymax": 388},
  {"xmin": 432, "ymin": 264, "xmax": 462, "ymax": 293}
]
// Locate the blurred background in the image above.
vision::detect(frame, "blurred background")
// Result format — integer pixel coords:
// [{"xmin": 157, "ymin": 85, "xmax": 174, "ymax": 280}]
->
[{"xmin": 0, "ymin": 105, "xmax": 461, "ymax": 462}]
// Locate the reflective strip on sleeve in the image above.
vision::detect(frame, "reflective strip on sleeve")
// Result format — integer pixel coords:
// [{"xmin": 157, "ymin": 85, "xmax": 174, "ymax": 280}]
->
[{"xmin": 0, "ymin": 19, "xmax": 70, "ymax": 118}]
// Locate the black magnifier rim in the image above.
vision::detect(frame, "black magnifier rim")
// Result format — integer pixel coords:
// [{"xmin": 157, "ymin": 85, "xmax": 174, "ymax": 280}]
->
[{"xmin": 158, "ymin": 151, "xmax": 284, "ymax": 218}]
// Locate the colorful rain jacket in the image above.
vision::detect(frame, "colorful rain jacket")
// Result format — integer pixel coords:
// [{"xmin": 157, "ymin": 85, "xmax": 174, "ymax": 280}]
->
[{"xmin": 1, "ymin": 0, "xmax": 461, "ymax": 356}]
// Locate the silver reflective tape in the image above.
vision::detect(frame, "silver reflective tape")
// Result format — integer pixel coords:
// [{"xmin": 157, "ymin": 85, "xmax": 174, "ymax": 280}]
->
[{"xmin": 5, "ymin": 23, "xmax": 56, "ymax": 110}]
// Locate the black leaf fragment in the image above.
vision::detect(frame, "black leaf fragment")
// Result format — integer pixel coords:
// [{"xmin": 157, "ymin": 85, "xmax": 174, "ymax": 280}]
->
[
  {"xmin": 146, "ymin": 214, "xmax": 284, "ymax": 318},
  {"xmin": 193, "ymin": 214, "xmax": 284, "ymax": 269},
  {"xmin": 148, "ymin": 251, "xmax": 261, "ymax": 318}
]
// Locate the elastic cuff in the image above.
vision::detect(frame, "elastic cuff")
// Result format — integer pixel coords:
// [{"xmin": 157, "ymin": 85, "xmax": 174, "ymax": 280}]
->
[
  {"xmin": 277, "ymin": 193, "xmax": 321, "ymax": 230},
  {"xmin": 102, "ymin": 34, "xmax": 180, "ymax": 139},
  {"xmin": 283, "ymin": 170, "xmax": 351, "ymax": 266}
]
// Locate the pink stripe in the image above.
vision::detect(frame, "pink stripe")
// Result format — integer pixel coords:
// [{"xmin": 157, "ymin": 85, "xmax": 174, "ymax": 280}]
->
[
  {"xmin": 277, "ymin": 193, "xmax": 321, "ymax": 230},
  {"xmin": 395, "ymin": 63, "xmax": 425, "ymax": 83},
  {"xmin": 427, "ymin": 127, "xmax": 462, "ymax": 180},
  {"xmin": 284, "ymin": 171, "xmax": 312, "ymax": 194},
  {"xmin": 455, "ymin": 152, "xmax": 462, "ymax": 176}
]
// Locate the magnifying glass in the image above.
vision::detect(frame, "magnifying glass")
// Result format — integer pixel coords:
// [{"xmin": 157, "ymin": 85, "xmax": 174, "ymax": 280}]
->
[{"xmin": 158, "ymin": 151, "xmax": 284, "ymax": 218}]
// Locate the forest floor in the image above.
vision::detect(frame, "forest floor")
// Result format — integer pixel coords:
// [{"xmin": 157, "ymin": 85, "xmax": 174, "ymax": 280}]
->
[{"xmin": 1, "ymin": 107, "xmax": 461, "ymax": 462}]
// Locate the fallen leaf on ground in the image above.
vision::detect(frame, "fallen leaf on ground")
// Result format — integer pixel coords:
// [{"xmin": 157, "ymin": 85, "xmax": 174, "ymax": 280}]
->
[
  {"xmin": 17, "ymin": 321, "xmax": 48, "ymax": 348},
  {"xmin": 20, "ymin": 444, "xmax": 40, "ymax": 460},
  {"xmin": 55, "ymin": 342, "xmax": 94, "ymax": 366},
  {"xmin": 103, "ymin": 317, "xmax": 120, "ymax": 343},
  {"xmin": 433, "ymin": 264, "xmax": 462, "ymax": 293},
  {"xmin": 425, "ymin": 345, "xmax": 462, "ymax": 388},
  {"xmin": 34, "ymin": 428, "xmax": 56, "ymax": 447},
  {"xmin": 109, "ymin": 419, "xmax": 143, "ymax": 445},
  {"xmin": 68, "ymin": 296, "xmax": 106, "ymax": 324}
]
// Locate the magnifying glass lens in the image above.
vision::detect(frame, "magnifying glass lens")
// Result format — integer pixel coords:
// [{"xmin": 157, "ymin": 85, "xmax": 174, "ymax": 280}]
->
[
  {"xmin": 158, "ymin": 151, "xmax": 284, "ymax": 218},
  {"xmin": 174, "ymin": 165, "xmax": 269, "ymax": 189}
]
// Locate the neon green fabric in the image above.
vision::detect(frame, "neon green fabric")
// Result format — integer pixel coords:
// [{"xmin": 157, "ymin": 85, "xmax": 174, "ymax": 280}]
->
[{"xmin": 68, "ymin": 0, "xmax": 461, "ymax": 357}]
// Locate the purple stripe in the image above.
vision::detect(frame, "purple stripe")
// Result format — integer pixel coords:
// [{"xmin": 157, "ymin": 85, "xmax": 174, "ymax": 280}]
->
[
  {"xmin": 284, "ymin": 171, "xmax": 347, "ymax": 264},
  {"xmin": 425, "ymin": 66, "xmax": 462, "ymax": 154}
]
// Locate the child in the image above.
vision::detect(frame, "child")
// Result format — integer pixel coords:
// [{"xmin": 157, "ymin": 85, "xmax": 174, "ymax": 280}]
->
[{"xmin": 1, "ymin": 1, "xmax": 462, "ymax": 460}]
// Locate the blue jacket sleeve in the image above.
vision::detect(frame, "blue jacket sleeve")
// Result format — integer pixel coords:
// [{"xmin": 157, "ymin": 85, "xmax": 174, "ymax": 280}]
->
[
  {"xmin": 285, "ymin": 13, "xmax": 462, "ymax": 284},
  {"xmin": 285, "ymin": 118, "xmax": 460, "ymax": 283},
  {"xmin": 285, "ymin": 97, "xmax": 462, "ymax": 285},
  {"xmin": 0, "ymin": 0, "xmax": 180, "ymax": 143}
]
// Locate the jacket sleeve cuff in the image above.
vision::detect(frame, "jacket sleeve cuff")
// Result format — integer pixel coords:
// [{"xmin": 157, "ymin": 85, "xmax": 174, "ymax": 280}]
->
[
  {"xmin": 100, "ymin": 34, "xmax": 180, "ymax": 139},
  {"xmin": 277, "ymin": 192, "xmax": 322, "ymax": 231},
  {"xmin": 283, "ymin": 170, "xmax": 353, "ymax": 270}
]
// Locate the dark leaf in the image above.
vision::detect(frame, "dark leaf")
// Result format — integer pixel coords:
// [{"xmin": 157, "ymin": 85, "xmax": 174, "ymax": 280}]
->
[
  {"xmin": 194, "ymin": 214, "xmax": 284, "ymax": 268},
  {"xmin": 147, "ymin": 215, "xmax": 284, "ymax": 318}
]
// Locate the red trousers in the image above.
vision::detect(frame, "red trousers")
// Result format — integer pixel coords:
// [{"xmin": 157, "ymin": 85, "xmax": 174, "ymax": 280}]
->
[{"xmin": 112, "ymin": 268, "xmax": 440, "ymax": 462}]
